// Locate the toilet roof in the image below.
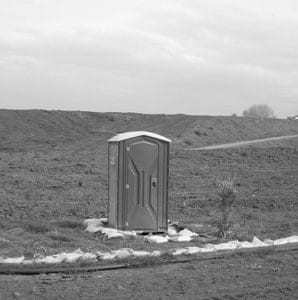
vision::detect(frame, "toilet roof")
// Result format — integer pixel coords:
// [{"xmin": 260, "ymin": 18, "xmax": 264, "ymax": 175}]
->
[{"xmin": 108, "ymin": 131, "xmax": 171, "ymax": 143}]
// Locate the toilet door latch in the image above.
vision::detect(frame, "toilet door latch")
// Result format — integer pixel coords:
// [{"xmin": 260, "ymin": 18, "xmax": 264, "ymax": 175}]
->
[{"xmin": 151, "ymin": 177, "xmax": 157, "ymax": 188}]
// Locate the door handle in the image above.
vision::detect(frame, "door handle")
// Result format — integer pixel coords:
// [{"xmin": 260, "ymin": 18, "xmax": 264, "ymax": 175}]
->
[{"xmin": 152, "ymin": 177, "xmax": 157, "ymax": 188}]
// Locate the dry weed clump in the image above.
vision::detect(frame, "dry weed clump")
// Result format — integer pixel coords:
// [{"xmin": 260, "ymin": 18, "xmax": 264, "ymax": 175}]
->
[
  {"xmin": 216, "ymin": 180, "xmax": 236, "ymax": 238},
  {"xmin": 46, "ymin": 232, "xmax": 72, "ymax": 242},
  {"xmin": 26, "ymin": 222, "xmax": 53, "ymax": 234},
  {"xmin": 55, "ymin": 219, "xmax": 84, "ymax": 229}
]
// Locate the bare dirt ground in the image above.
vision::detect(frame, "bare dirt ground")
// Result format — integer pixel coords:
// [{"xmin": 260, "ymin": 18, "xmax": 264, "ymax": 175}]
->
[{"xmin": 0, "ymin": 110, "xmax": 298, "ymax": 299}]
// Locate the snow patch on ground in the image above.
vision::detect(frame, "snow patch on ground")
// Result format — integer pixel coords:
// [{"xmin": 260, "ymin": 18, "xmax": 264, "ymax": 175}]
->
[
  {"xmin": 1, "ymin": 235, "xmax": 298, "ymax": 265},
  {"xmin": 84, "ymin": 218, "xmax": 198, "ymax": 242},
  {"xmin": 84, "ymin": 218, "xmax": 138, "ymax": 239},
  {"xmin": 0, "ymin": 249, "xmax": 97, "ymax": 265}
]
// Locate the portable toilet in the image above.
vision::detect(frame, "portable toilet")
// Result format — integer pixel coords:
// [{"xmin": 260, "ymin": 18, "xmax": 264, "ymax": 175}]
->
[{"xmin": 108, "ymin": 131, "xmax": 171, "ymax": 232}]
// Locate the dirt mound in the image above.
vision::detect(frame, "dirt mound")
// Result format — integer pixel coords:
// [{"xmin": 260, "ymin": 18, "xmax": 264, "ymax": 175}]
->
[{"xmin": 1, "ymin": 109, "xmax": 298, "ymax": 151}]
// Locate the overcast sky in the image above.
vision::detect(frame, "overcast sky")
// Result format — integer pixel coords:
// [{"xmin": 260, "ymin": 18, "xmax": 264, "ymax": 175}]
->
[{"xmin": 0, "ymin": 0, "xmax": 297, "ymax": 117}]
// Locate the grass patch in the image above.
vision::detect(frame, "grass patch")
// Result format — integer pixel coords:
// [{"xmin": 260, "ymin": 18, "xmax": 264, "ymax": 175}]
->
[
  {"xmin": 0, "ymin": 239, "xmax": 10, "ymax": 248},
  {"xmin": 116, "ymin": 252, "xmax": 175, "ymax": 268},
  {"xmin": 250, "ymin": 246, "xmax": 275, "ymax": 258},
  {"xmin": 26, "ymin": 222, "xmax": 52, "ymax": 234},
  {"xmin": 55, "ymin": 219, "xmax": 84, "ymax": 230},
  {"xmin": 221, "ymin": 246, "xmax": 275, "ymax": 260},
  {"xmin": 46, "ymin": 232, "xmax": 73, "ymax": 242},
  {"xmin": 184, "ymin": 140, "xmax": 192, "ymax": 145}
]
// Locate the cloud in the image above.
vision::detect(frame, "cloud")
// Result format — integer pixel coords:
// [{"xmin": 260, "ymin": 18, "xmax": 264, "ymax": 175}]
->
[{"xmin": 0, "ymin": 0, "xmax": 297, "ymax": 116}]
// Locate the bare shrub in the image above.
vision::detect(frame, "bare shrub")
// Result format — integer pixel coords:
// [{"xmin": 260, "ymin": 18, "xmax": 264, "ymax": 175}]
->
[
  {"xmin": 216, "ymin": 180, "xmax": 236, "ymax": 238},
  {"xmin": 243, "ymin": 104, "xmax": 275, "ymax": 119}
]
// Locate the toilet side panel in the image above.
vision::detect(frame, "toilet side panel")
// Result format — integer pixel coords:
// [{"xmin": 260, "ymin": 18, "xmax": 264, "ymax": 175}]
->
[{"xmin": 108, "ymin": 141, "xmax": 119, "ymax": 227}]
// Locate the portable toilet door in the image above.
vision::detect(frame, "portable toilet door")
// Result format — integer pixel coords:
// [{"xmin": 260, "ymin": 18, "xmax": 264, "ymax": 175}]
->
[{"xmin": 108, "ymin": 131, "xmax": 171, "ymax": 232}]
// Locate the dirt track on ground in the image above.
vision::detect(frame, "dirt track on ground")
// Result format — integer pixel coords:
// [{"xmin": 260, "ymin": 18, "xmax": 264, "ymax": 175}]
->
[{"xmin": 187, "ymin": 134, "xmax": 298, "ymax": 150}]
